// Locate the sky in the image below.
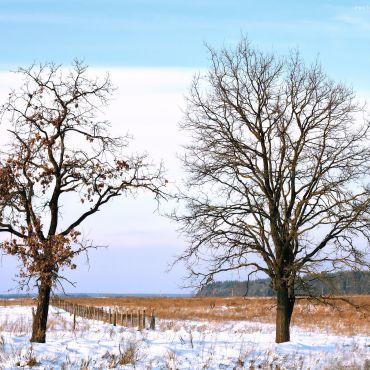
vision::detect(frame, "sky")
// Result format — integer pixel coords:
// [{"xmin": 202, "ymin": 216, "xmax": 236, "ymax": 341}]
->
[{"xmin": 0, "ymin": 0, "xmax": 369, "ymax": 294}]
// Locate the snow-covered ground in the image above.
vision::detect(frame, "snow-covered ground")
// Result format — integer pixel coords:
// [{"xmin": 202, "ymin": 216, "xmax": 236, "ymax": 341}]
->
[{"xmin": 0, "ymin": 305, "xmax": 369, "ymax": 369}]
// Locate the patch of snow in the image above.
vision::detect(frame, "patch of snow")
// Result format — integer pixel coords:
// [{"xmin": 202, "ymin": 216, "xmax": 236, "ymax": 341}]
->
[{"xmin": 0, "ymin": 305, "xmax": 368, "ymax": 369}]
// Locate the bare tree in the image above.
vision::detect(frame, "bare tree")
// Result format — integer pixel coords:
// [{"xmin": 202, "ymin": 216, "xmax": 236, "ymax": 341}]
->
[
  {"xmin": 174, "ymin": 39, "xmax": 370, "ymax": 343},
  {"xmin": 0, "ymin": 61, "xmax": 166, "ymax": 343}
]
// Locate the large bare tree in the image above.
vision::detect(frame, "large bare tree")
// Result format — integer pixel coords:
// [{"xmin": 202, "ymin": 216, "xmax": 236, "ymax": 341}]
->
[
  {"xmin": 0, "ymin": 61, "xmax": 166, "ymax": 343},
  {"xmin": 174, "ymin": 39, "xmax": 370, "ymax": 343}
]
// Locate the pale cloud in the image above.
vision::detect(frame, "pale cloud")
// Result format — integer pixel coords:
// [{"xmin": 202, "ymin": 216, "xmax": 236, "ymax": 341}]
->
[
  {"xmin": 334, "ymin": 5, "xmax": 370, "ymax": 30},
  {"xmin": 353, "ymin": 4, "xmax": 370, "ymax": 12}
]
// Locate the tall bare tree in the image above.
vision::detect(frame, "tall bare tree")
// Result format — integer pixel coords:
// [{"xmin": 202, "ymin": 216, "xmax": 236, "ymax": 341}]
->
[
  {"xmin": 174, "ymin": 39, "xmax": 370, "ymax": 343},
  {"xmin": 0, "ymin": 61, "xmax": 166, "ymax": 343}
]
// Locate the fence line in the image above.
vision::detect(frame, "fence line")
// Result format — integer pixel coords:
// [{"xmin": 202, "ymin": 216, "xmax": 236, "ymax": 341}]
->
[{"xmin": 51, "ymin": 297, "xmax": 155, "ymax": 330}]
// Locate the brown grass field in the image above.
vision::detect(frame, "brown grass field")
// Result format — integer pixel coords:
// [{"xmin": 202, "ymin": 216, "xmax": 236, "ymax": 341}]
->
[{"xmin": 1, "ymin": 295, "xmax": 369, "ymax": 336}]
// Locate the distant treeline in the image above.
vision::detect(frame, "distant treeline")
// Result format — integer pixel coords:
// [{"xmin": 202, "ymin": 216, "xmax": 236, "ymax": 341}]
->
[{"xmin": 196, "ymin": 270, "xmax": 370, "ymax": 297}]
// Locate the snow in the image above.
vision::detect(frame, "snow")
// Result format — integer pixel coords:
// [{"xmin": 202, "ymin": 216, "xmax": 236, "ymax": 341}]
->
[{"xmin": 0, "ymin": 305, "xmax": 369, "ymax": 369}]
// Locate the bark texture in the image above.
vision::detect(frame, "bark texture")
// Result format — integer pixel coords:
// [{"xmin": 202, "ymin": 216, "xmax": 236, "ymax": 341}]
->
[
  {"xmin": 275, "ymin": 283, "xmax": 295, "ymax": 343},
  {"xmin": 30, "ymin": 275, "xmax": 52, "ymax": 343}
]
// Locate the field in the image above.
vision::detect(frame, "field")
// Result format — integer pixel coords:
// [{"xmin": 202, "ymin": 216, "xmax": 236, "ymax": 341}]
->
[
  {"xmin": 59, "ymin": 295, "xmax": 370, "ymax": 336},
  {"xmin": 0, "ymin": 296, "xmax": 369, "ymax": 369}
]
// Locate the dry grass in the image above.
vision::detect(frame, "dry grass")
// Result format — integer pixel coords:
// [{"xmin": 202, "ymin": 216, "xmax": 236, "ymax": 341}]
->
[
  {"xmin": 0, "ymin": 313, "xmax": 32, "ymax": 335},
  {"xmin": 1, "ymin": 295, "xmax": 369, "ymax": 336},
  {"xmin": 0, "ymin": 299, "xmax": 33, "ymax": 307},
  {"xmin": 290, "ymin": 296, "xmax": 370, "ymax": 336},
  {"xmin": 104, "ymin": 340, "xmax": 141, "ymax": 368},
  {"xmin": 57, "ymin": 295, "xmax": 370, "ymax": 336}
]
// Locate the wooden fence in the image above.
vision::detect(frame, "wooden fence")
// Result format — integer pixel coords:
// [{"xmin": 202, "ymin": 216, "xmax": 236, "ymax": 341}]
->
[{"xmin": 51, "ymin": 297, "xmax": 155, "ymax": 330}]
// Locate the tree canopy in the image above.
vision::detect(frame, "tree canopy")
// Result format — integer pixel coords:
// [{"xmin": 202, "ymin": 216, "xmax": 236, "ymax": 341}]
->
[
  {"xmin": 0, "ymin": 61, "xmax": 166, "ymax": 342},
  {"xmin": 174, "ymin": 39, "xmax": 370, "ymax": 342}
]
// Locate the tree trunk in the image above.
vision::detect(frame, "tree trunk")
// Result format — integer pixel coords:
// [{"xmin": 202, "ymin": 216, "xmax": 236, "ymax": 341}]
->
[
  {"xmin": 275, "ymin": 283, "xmax": 295, "ymax": 343},
  {"xmin": 30, "ymin": 274, "xmax": 52, "ymax": 343}
]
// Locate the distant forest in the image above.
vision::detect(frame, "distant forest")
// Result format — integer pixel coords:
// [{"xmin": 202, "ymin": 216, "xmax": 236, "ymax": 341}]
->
[{"xmin": 196, "ymin": 270, "xmax": 370, "ymax": 297}]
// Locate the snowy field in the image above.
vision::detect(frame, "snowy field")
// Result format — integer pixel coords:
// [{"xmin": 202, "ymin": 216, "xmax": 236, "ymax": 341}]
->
[{"xmin": 0, "ymin": 305, "xmax": 369, "ymax": 369}]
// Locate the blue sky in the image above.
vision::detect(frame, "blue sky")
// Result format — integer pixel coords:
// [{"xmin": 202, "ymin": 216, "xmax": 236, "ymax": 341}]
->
[
  {"xmin": 0, "ymin": 1, "xmax": 369, "ymax": 294},
  {"xmin": 0, "ymin": 1, "xmax": 369, "ymax": 86}
]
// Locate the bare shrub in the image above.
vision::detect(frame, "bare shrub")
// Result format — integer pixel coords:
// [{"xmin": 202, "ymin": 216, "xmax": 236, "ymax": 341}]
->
[
  {"xmin": 363, "ymin": 359, "xmax": 370, "ymax": 370},
  {"xmin": 79, "ymin": 358, "xmax": 93, "ymax": 370},
  {"xmin": 105, "ymin": 340, "xmax": 141, "ymax": 368},
  {"xmin": 14, "ymin": 346, "xmax": 39, "ymax": 368},
  {"xmin": 163, "ymin": 350, "xmax": 178, "ymax": 370}
]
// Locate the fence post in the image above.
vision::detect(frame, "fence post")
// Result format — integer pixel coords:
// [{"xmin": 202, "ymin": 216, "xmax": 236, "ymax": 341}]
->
[
  {"xmin": 150, "ymin": 310, "xmax": 155, "ymax": 330},
  {"xmin": 49, "ymin": 300, "xmax": 151, "ymax": 329},
  {"xmin": 73, "ymin": 310, "xmax": 76, "ymax": 330}
]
